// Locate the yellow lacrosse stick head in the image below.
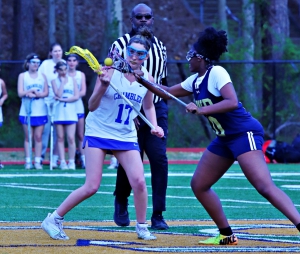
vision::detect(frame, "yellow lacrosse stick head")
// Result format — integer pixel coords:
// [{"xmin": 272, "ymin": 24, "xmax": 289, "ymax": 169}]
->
[{"xmin": 66, "ymin": 46, "xmax": 103, "ymax": 75}]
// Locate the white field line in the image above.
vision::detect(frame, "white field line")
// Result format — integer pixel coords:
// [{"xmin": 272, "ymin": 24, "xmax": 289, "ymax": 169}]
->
[
  {"xmin": 0, "ymin": 183, "xmax": 299, "ymax": 207},
  {"xmin": 1, "ymin": 172, "xmax": 300, "ymax": 178},
  {"xmin": 0, "ymin": 172, "xmax": 299, "ymax": 209}
]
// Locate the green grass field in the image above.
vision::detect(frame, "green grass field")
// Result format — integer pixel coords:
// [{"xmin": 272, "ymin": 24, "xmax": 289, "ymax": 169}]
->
[{"xmin": 0, "ymin": 163, "xmax": 299, "ymax": 226}]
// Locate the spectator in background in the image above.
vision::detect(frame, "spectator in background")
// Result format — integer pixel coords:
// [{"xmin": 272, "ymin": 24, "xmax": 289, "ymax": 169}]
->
[
  {"xmin": 17, "ymin": 53, "xmax": 48, "ymax": 169},
  {"xmin": 66, "ymin": 54, "xmax": 87, "ymax": 169},
  {"xmin": 0, "ymin": 65, "xmax": 8, "ymax": 169},
  {"xmin": 110, "ymin": 3, "xmax": 169, "ymax": 230},
  {"xmin": 52, "ymin": 61, "xmax": 79, "ymax": 170},
  {"xmin": 0, "ymin": 65, "xmax": 8, "ymax": 128},
  {"xmin": 107, "ymin": 155, "xmax": 118, "ymax": 169},
  {"xmin": 39, "ymin": 43, "xmax": 65, "ymax": 167}
]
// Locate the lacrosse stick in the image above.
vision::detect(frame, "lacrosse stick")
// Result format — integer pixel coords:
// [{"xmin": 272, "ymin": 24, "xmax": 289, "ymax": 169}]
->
[
  {"xmin": 108, "ymin": 48, "xmax": 188, "ymax": 108},
  {"xmin": 24, "ymin": 98, "xmax": 33, "ymax": 168},
  {"xmin": 46, "ymin": 100, "xmax": 59, "ymax": 170},
  {"xmin": 65, "ymin": 46, "xmax": 157, "ymax": 130}
]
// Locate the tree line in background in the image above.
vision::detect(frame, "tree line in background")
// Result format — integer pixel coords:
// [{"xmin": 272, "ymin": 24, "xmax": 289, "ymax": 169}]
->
[{"xmin": 0, "ymin": 0, "xmax": 300, "ymax": 148}]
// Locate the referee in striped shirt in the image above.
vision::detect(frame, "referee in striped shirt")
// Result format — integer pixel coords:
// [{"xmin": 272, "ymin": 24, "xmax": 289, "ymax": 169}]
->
[{"xmin": 110, "ymin": 3, "xmax": 169, "ymax": 230}]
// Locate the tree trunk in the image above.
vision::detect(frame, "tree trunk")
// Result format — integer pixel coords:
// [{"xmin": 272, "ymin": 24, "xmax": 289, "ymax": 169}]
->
[
  {"xmin": 67, "ymin": 0, "xmax": 75, "ymax": 48},
  {"xmin": 48, "ymin": 0, "xmax": 56, "ymax": 45},
  {"xmin": 260, "ymin": 0, "xmax": 289, "ymax": 137},
  {"xmin": 12, "ymin": 0, "xmax": 34, "ymax": 60},
  {"xmin": 241, "ymin": 0, "xmax": 257, "ymax": 113},
  {"xmin": 114, "ymin": 0, "xmax": 123, "ymax": 37},
  {"xmin": 218, "ymin": 0, "xmax": 228, "ymax": 31}
]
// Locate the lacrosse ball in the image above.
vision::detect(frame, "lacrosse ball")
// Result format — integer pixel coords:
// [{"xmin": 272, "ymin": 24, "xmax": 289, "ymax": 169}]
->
[{"xmin": 104, "ymin": 57, "xmax": 113, "ymax": 66}]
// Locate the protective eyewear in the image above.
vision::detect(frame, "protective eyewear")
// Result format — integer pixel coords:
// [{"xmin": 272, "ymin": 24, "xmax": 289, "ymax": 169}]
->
[
  {"xmin": 186, "ymin": 50, "xmax": 203, "ymax": 61},
  {"xmin": 134, "ymin": 14, "xmax": 152, "ymax": 20},
  {"xmin": 127, "ymin": 46, "xmax": 148, "ymax": 60},
  {"xmin": 58, "ymin": 67, "xmax": 67, "ymax": 71},
  {"xmin": 29, "ymin": 60, "xmax": 41, "ymax": 65}
]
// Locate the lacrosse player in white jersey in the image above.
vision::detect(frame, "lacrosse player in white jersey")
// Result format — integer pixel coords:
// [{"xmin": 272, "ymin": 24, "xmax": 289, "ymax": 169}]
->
[
  {"xmin": 51, "ymin": 61, "xmax": 79, "ymax": 170},
  {"xmin": 0, "ymin": 66, "xmax": 8, "ymax": 128},
  {"xmin": 41, "ymin": 27, "xmax": 164, "ymax": 241},
  {"xmin": 66, "ymin": 54, "xmax": 87, "ymax": 168},
  {"xmin": 18, "ymin": 53, "xmax": 48, "ymax": 169}
]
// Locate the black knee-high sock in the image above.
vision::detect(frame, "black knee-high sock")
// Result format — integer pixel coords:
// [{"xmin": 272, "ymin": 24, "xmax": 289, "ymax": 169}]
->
[
  {"xmin": 296, "ymin": 223, "xmax": 300, "ymax": 232},
  {"xmin": 219, "ymin": 226, "xmax": 233, "ymax": 236}
]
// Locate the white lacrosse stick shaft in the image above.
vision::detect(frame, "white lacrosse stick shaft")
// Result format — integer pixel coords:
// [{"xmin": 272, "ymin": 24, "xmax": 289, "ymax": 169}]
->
[
  {"xmin": 46, "ymin": 101, "xmax": 58, "ymax": 170},
  {"xmin": 24, "ymin": 98, "xmax": 33, "ymax": 168}
]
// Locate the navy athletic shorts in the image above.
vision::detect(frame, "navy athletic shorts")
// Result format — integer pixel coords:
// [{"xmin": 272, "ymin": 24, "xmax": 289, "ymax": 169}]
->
[{"xmin": 207, "ymin": 131, "xmax": 264, "ymax": 160}]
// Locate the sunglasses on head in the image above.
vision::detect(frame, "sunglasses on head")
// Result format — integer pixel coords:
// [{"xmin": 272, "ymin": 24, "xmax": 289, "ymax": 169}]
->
[
  {"xmin": 29, "ymin": 60, "xmax": 41, "ymax": 65},
  {"xmin": 58, "ymin": 67, "xmax": 67, "ymax": 71},
  {"xmin": 127, "ymin": 46, "xmax": 148, "ymax": 60},
  {"xmin": 67, "ymin": 58, "xmax": 77, "ymax": 62},
  {"xmin": 29, "ymin": 60, "xmax": 41, "ymax": 64},
  {"xmin": 186, "ymin": 50, "xmax": 203, "ymax": 61},
  {"xmin": 134, "ymin": 14, "xmax": 152, "ymax": 20}
]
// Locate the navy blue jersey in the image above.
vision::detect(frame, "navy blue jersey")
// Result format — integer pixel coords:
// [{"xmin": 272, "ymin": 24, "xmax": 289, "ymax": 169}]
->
[{"xmin": 192, "ymin": 66, "xmax": 263, "ymax": 137}]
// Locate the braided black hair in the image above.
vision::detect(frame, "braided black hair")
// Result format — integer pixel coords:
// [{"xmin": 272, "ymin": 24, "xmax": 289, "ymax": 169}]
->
[{"xmin": 193, "ymin": 27, "xmax": 228, "ymax": 62}]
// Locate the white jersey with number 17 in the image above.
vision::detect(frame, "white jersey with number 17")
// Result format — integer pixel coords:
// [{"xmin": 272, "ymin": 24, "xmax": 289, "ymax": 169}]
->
[{"xmin": 85, "ymin": 67, "xmax": 149, "ymax": 142}]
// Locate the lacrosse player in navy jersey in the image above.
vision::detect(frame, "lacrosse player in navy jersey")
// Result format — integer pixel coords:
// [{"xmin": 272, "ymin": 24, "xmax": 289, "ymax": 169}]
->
[{"xmin": 135, "ymin": 26, "xmax": 300, "ymax": 245}]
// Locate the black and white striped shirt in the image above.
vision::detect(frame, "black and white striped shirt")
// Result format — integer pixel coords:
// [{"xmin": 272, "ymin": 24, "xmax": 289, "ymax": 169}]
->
[{"xmin": 110, "ymin": 30, "xmax": 167, "ymax": 104}]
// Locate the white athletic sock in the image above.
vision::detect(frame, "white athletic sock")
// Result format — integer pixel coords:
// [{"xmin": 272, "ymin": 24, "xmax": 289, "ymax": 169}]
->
[
  {"xmin": 25, "ymin": 157, "xmax": 31, "ymax": 163},
  {"xmin": 52, "ymin": 210, "xmax": 63, "ymax": 219},
  {"xmin": 35, "ymin": 157, "xmax": 41, "ymax": 163},
  {"xmin": 68, "ymin": 159, "xmax": 75, "ymax": 164},
  {"xmin": 52, "ymin": 154, "xmax": 59, "ymax": 162},
  {"xmin": 81, "ymin": 155, "xmax": 85, "ymax": 163}
]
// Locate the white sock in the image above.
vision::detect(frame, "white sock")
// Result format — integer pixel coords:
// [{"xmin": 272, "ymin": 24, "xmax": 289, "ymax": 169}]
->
[
  {"xmin": 60, "ymin": 159, "xmax": 66, "ymax": 164},
  {"xmin": 69, "ymin": 159, "xmax": 74, "ymax": 164},
  {"xmin": 52, "ymin": 210, "xmax": 63, "ymax": 219},
  {"xmin": 81, "ymin": 155, "xmax": 85, "ymax": 163},
  {"xmin": 35, "ymin": 157, "xmax": 41, "ymax": 163},
  {"xmin": 53, "ymin": 154, "xmax": 59, "ymax": 161},
  {"xmin": 25, "ymin": 157, "xmax": 31, "ymax": 163}
]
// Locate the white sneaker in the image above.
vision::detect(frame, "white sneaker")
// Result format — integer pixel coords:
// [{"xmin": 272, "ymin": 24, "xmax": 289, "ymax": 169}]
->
[
  {"xmin": 41, "ymin": 213, "xmax": 69, "ymax": 240},
  {"xmin": 60, "ymin": 161, "xmax": 68, "ymax": 170},
  {"xmin": 108, "ymin": 157, "xmax": 118, "ymax": 169},
  {"xmin": 136, "ymin": 223, "xmax": 157, "ymax": 240},
  {"xmin": 68, "ymin": 161, "xmax": 76, "ymax": 170},
  {"xmin": 51, "ymin": 159, "xmax": 58, "ymax": 168},
  {"xmin": 25, "ymin": 163, "xmax": 32, "ymax": 170},
  {"xmin": 52, "ymin": 155, "xmax": 59, "ymax": 168},
  {"xmin": 34, "ymin": 162, "xmax": 43, "ymax": 170}
]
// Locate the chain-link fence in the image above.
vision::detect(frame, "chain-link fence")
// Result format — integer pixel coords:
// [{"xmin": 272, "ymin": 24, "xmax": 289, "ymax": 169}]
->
[{"xmin": 1, "ymin": 60, "xmax": 300, "ymax": 148}]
